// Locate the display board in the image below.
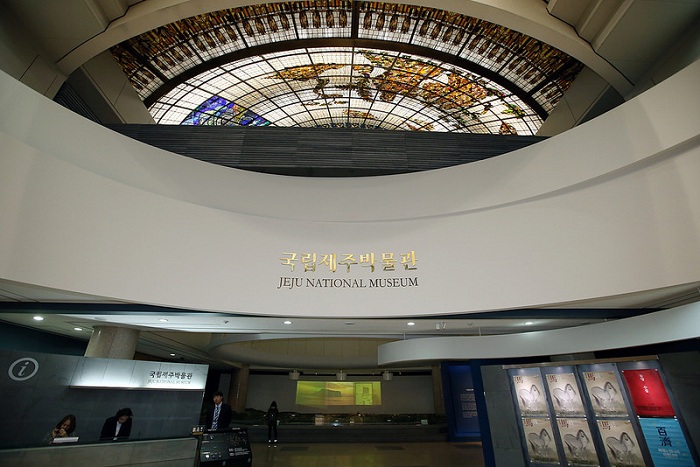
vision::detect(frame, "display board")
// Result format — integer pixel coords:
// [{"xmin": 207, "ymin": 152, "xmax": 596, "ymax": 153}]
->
[
  {"xmin": 508, "ymin": 360, "xmax": 697, "ymax": 467},
  {"xmin": 199, "ymin": 427, "xmax": 252, "ymax": 467},
  {"xmin": 442, "ymin": 363, "xmax": 481, "ymax": 441}
]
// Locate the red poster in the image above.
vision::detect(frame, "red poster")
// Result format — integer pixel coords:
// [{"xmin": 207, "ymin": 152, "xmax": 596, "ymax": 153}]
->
[{"xmin": 622, "ymin": 369, "xmax": 675, "ymax": 417}]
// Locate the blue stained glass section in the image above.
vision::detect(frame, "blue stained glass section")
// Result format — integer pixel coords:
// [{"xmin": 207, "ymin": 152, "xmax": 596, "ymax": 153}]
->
[{"xmin": 182, "ymin": 96, "xmax": 271, "ymax": 126}]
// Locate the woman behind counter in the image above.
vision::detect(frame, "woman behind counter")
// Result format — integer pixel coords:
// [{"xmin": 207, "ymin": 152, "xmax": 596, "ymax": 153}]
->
[
  {"xmin": 46, "ymin": 414, "xmax": 77, "ymax": 444},
  {"xmin": 100, "ymin": 407, "xmax": 133, "ymax": 441}
]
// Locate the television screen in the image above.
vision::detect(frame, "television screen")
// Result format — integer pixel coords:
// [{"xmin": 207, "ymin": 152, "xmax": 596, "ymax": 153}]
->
[{"xmin": 295, "ymin": 381, "xmax": 382, "ymax": 406}]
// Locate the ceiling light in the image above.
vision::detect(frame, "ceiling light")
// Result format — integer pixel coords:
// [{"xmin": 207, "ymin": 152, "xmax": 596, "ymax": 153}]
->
[
  {"xmin": 407, "ymin": 322, "xmax": 415, "ymax": 326},
  {"xmin": 73, "ymin": 327, "xmax": 83, "ymax": 331},
  {"xmin": 283, "ymin": 320, "xmax": 292, "ymax": 325},
  {"xmin": 170, "ymin": 353, "xmax": 176, "ymax": 357},
  {"xmin": 33, "ymin": 316, "xmax": 44, "ymax": 321},
  {"xmin": 158, "ymin": 318, "xmax": 169, "ymax": 322}
]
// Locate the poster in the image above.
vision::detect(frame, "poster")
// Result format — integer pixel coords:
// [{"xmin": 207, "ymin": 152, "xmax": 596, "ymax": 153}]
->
[
  {"xmin": 546, "ymin": 372, "xmax": 585, "ymax": 417},
  {"xmin": 639, "ymin": 418, "xmax": 696, "ymax": 467},
  {"xmin": 622, "ymin": 369, "xmax": 675, "ymax": 417},
  {"xmin": 513, "ymin": 373, "xmax": 548, "ymax": 416},
  {"xmin": 597, "ymin": 419, "xmax": 645, "ymax": 467},
  {"xmin": 582, "ymin": 371, "xmax": 628, "ymax": 417},
  {"xmin": 556, "ymin": 418, "xmax": 600, "ymax": 466},
  {"xmin": 522, "ymin": 417, "xmax": 559, "ymax": 464}
]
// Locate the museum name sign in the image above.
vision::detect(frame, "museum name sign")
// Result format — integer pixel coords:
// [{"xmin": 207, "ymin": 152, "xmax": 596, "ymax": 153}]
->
[{"xmin": 278, "ymin": 250, "xmax": 418, "ymax": 290}]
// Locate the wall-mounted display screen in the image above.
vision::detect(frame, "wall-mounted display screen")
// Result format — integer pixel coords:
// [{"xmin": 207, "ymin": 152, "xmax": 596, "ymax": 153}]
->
[{"xmin": 295, "ymin": 381, "xmax": 382, "ymax": 406}]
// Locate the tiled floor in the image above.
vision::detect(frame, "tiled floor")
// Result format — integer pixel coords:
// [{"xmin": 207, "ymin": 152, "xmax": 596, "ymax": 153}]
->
[{"xmin": 250, "ymin": 441, "xmax": 485, "ymax": 466}]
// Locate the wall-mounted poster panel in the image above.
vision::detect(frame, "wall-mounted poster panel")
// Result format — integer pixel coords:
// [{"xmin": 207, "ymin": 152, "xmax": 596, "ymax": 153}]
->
[
  {"xmin": 638, "ymin": 417, "xmax": 696, "ymax": 467},
  {"xmin": 513, "ymin": 372, "xmax": 548, "ymax": 416},
  {"xmin": 545, "ymin": 372, "xmax": 585, "ymax": 417},
  {"xmin": 581, "ymin": 370, "xmax": 628, "ymax": 418},
  {"xmin": 555, "ymin": 418, "xmax": 599, "ymax": 466},
  {"xmin": 621, "ymin": 368, "xmax": 675, "ymax": 417},
  {"xmin": 597, "ymin": 419, "xmax": 645, "ymax": 467},
  {"xmin": 522, "ymin": 417, "xmax": 559, "ymax": 464}
]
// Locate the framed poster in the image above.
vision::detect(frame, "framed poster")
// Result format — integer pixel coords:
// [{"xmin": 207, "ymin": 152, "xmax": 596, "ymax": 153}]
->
[
  {"xmin": 546, "ymin": 372, "xmax": 585, "ymax": 417},
  {"xmin": 582, "ymin": 371, "xmax": 628, "ymax": 417},
  {"xmin": 556, "ymin": 418, "xmax": 600, "ymax": 466},
  {"xmin": 639, "ymin": 418, "xmax": 696, "ymax": 467},
  {"xmin": 621, "ymin": 369, "xmax": 675, "ymax": 417},
  {"xmin": 597, "ymin": 419, "xmax": 645, "ymax": 467},
  {"xmin": 522, "ymin": 417, "xmax": 559, "ymax": 464},
  {"xmin": 513, "ymin": 373, "xmax": 548, "ymax": 416}
]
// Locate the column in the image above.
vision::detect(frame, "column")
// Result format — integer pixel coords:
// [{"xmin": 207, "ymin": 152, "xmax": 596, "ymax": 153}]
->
[
  {"xmin": 229, "ymin": 364, "xmax": 250, "ymax": 413},
  {"xmin": 84, "ymin": 325, "xmax": 140, "ymax": 359},
  {"xmin": 431, "ymin": 364, "xmax": 445, "ymax": 416}
]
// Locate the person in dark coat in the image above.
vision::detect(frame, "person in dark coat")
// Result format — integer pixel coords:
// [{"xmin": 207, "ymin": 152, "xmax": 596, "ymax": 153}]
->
[
  {"xmin": 100, "ymin": 408, "xmax": 133, "ymax": 440},
  {"xmin": 266, "ymin": 400, "xmax": 279, "ymax": 446},
  {"xmin": 205, "ymin": 391, "xmax": 233, "ymax": 431}
]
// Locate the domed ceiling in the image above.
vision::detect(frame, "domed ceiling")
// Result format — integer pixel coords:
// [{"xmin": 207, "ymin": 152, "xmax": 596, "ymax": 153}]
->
[{"xmin": 110, "ymin": 1, "xmax": 584, "ymax": 135}]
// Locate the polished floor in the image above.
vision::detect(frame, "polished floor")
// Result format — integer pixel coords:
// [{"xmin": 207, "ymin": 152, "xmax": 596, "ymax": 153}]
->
[{"xmin": 250, "ymin": 442, "xmax": 485, "ymax": 467}]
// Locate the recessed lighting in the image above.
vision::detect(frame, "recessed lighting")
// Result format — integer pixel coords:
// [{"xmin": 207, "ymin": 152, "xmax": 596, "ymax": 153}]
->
[
  {"xmin": 170, "ymin": 353, "xmax": 176, "ymax": 357},
  {"xmin": 524, "ymin": 321, "xmax": 534, "ymax": 325},
  {"xmin": 73, "ymin": 327, "xmax": 83, "ymax": 331},
  {"xmin": 33, "ymin": 316, "xmax": 44, "ymax": 321},
  {"xmin": 407, "ymin": 322, "xmax": 415, "ymax": 326},
  {"xmin": 283, "ymin": 320, "xmax": 292, "ymax": 325},
  {"xmin": 158, "ymin": 318, "xmax": 169, "ymax": 322}
]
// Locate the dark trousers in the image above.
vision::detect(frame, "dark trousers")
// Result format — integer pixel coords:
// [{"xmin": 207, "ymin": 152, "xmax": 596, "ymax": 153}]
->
[{"xmin": 267, "ymin": 422, "xmax": 277, "ymax": 442}]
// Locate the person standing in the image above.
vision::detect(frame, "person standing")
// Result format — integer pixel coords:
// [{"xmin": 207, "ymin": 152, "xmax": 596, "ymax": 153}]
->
[
  {"xmin": 205, "ymin": 391, "xmax": 233, "ymax": 431},
  {"xmin": 100, "ymin": 408, "xmax": 133, "ymax": 441},
  {"xmin": 266, "ymin": 401, "xmax": 279, "ymax": 446}
]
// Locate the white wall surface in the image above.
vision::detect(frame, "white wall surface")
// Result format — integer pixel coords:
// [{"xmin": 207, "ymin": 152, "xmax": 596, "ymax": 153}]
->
[{"xmin": 0, "ymin": 59, "xmax": 699, "ymax": 319}]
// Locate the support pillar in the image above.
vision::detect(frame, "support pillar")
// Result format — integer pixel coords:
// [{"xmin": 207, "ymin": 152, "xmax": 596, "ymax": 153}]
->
[
  {"xmin": 84, "ymin": 325, "xmax": 139, "ymax": 359},
  {"xmin": 229, "ymin": 364, "xmax": 250, "ymax": 413},
  {"xmin": 431, "ymin": 364, "xmax": 445, "ymax": 416}
]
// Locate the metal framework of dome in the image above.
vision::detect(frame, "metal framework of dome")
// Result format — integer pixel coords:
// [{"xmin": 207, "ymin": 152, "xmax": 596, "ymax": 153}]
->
[{"xmin": 110, "ymin": 1, "xmax": 584, "ymax": 135}]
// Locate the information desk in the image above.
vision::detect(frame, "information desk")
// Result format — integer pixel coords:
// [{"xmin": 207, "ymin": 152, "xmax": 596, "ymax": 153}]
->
[
  {"xmin": 199, "ymin": 427, "xmax": 252, "ymax": 466},
  {"xmin": 0, "ymin": 437, "xmax": 198, "ymax": 467}
]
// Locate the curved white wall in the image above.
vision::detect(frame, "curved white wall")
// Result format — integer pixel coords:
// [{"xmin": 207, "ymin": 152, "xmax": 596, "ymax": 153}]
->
[
  {"xmin": 0, "ymin": 59, "xmax": 699, "ymax": 319},
  {"xmin": 378, "ymin": 302, "xmax": 700, "ymax": 364}
]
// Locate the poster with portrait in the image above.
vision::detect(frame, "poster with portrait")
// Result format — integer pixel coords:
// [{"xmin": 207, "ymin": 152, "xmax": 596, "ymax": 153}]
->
[
  {"xmin": 621, "ymin": 369, "xmax": 675, "ymax": 417},
  {"xmin": 597, "ymin": 419, "xmax": 645, "ymax": 467},
  {"xmin": 556, "ymin": 418, "xmax": 600, "ymax": 466},
  {"xmin": 513, "ymin": 373, "xmax": 548, "ymax": 416},
  {"xmin": 521, "ymin": 417, "xmax": 559, "ymax": 464},
  {"xmin": 639, "ymin": 417, "xmax": 696, "ymax": 467},
  {"xmin": 582, "ymin": 371, "xmax": 628, "ymax": 417},
  {"xmin": 546, "ymin": 372, "xmax": 585, "ymax": 417}
]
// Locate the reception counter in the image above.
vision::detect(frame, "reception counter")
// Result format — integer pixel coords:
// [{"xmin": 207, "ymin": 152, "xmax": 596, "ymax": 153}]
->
[{"xmin": 0, "ymin": 437, "xmax": 198, "ymax": 467}]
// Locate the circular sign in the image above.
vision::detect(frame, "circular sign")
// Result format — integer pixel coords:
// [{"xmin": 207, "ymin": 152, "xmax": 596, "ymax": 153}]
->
[{"xmin": 8, "ymin": 357, "xmax": 39, "ymax": 381}]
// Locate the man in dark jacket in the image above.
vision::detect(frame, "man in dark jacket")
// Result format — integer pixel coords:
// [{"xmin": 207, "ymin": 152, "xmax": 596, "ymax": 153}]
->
[{"xmin": 205, "ymin": 391, "xmax": 233, "ymax": 431}]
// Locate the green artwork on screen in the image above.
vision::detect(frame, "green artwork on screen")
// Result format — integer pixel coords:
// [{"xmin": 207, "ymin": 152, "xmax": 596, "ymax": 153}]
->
[{"xmin": 295, "ymin": 381, "xmax": 382, "ymax": 406}]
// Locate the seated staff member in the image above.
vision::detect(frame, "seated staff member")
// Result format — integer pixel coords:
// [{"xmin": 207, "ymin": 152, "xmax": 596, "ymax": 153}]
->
[
  {"xmin": 100, "ymin": 408, "xmax": 133, "ymax": 441},
  {"xmin": 45, "ymin": 414, "xmax": 77, "ymax": 444}
]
